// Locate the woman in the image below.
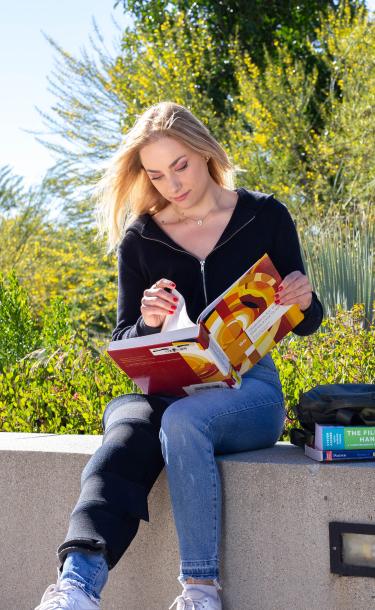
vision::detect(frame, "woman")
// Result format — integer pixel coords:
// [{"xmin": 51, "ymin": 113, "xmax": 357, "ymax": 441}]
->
[{"xmin": 36, "ymin": 101, "xmax": 323, "ymax": 610}]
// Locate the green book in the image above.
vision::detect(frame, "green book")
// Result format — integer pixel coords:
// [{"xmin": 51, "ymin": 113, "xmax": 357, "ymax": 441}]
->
[{"xmin": 315, "ymin": 424, "xmax": 375, "ymax": 450}]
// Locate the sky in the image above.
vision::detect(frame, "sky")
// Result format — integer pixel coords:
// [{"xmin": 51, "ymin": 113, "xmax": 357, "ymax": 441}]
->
[
  {"xmin": 0, "ymin": 1, "xmax": 374, "ymax": 188},
  {"xmin": 0, "ymin": 1, "xmax": 131, "ymax": 187}
]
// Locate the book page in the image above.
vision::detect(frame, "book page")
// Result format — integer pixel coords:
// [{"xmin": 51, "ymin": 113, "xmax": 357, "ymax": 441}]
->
[
  {"xmin": 161, "ymin": 289, "xmax": 196, "ymax": 332},
  {"xmin": 199, "ymin": 253, "xmax": 304, "ymax": 374}
]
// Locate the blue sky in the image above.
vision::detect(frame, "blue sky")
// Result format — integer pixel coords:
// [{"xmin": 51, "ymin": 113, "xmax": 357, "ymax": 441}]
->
[
  {"xmin": 1, "ymin": 1, "xmax": 374, "ymax": 187},
  {"xmin": 0, "ymin": 1, "xmax": 130, "ymax": 186}
]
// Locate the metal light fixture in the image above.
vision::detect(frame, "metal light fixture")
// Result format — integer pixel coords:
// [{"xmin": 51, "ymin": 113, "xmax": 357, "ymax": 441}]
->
[{"xmin": 330, "ymin": 522, "xmax": 375, "ymax": 577}]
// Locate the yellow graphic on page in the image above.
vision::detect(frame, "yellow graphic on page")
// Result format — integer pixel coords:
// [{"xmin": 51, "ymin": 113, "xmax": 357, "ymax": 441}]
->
[
  {"xmin": 203, "ymin": 254, "xmax": 302, "ymax": 374},
  {"xmin": 171, "ymin": 342, "xmax": 229, "ymax": 384}
]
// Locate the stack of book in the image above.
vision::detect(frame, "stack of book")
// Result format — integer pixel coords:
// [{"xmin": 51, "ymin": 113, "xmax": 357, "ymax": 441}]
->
[{"xmin": 305, "ymin": 423, "xmax": 375, "ymax": 462}]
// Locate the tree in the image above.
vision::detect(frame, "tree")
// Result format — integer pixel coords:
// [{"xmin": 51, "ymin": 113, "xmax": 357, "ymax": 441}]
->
[
  {"xmin": 37, "ymin": 2, "xmax": 373, "ymax": 224},
  {"xmin": 115, "ymin": 0, "xmax": 368, "ymax": 120}
]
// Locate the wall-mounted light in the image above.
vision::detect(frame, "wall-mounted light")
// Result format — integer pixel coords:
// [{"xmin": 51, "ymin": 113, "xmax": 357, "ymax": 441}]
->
[{"xmin": 330, "ymin": 522, "xmax": 375, "ymax": 577}]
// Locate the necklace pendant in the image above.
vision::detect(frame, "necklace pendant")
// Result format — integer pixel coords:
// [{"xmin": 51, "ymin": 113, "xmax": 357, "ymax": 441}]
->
[{"xmin": 197, "ymin": 219, "xmax": 203, "ymax": 226}]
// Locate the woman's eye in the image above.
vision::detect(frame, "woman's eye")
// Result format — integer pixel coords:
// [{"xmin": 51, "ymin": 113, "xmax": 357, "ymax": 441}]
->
[{"xmin": 150, "ymin": 162, "xmax": 188, "ymax": 181}]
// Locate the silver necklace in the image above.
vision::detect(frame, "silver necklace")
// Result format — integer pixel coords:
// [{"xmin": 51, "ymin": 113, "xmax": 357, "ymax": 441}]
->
[{"xmin": 169, "ymin": 188, "xmax": 224, "ymax": 226}]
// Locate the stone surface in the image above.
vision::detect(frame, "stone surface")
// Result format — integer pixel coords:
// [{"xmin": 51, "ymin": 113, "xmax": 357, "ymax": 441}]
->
[{"xmin": 1, "ymin": 433, "xmax": 375, "ymax": 610}]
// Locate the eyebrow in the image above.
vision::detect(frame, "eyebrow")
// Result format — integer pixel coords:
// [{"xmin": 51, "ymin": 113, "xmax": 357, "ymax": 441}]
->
[{"xmin": 144, "ymin": 155, "xmax": 187, "ymax": 173}]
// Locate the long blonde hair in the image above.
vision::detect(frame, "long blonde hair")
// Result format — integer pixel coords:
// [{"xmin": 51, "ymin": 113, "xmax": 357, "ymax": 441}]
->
[{"xmin": 95, "ymin": 101, "xmax": 235, "ymax": 252}]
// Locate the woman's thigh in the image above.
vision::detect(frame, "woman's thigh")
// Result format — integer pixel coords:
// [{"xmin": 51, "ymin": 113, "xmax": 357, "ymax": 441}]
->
[{"xmin": 162, "ymin": 375, "xmax": 286, "ymax": 455}]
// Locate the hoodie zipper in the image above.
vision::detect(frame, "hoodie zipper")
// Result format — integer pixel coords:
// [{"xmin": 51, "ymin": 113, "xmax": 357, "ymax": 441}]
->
[{"xmin": 140, "ymin": 213, "xmax": 257, "ymax": 307}]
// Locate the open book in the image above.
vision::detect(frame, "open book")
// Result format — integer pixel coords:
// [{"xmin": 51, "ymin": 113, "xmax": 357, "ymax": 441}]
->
[{"xmin": 107, "ymin": 253, "xmax": 304, "ymax": 396}]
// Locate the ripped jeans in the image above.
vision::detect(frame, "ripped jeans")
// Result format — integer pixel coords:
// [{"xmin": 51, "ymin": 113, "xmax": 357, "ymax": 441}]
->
[{"xmin": 59, "ymin": 354, "xmax": 286, "ymax": 598}]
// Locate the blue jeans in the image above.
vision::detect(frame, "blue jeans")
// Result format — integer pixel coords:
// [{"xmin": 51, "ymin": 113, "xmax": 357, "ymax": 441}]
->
[{"xmin": 61, "ymin": 354, "xmax": 285, "ymax": 598}]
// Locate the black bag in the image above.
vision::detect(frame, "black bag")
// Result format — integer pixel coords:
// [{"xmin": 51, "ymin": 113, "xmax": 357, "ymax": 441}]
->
[{"xmin": 289, "ymin": 383, "xmax": 375, "ymax": 447}]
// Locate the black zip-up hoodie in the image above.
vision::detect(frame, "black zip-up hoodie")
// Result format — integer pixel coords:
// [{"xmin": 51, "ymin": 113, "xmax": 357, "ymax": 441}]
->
[{"xmin": 112, "ymin": 188, "xmax": 323, "ymax": 341}]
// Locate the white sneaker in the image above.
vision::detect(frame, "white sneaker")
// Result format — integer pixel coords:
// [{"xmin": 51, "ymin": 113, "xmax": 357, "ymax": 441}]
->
[
  {"xmin": 35, "ymin": 572, "xmax": 100, "ymax": 610},
  {"xmin": 169, "ymin": 587, "xmax": 222, "ymax": 610}
]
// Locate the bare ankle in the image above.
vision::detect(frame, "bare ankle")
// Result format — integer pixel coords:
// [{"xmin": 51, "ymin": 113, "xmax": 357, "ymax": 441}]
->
[{"xmin": 185, "ymin": 578, "xmax": 215, "ymax": 585}]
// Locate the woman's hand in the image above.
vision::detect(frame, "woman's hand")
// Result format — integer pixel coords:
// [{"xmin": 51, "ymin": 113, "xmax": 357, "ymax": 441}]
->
[
  {"xmin": 275, "ymin": 271, "xmax": 313, "ymax": 312},
  {"xmin": 141, "ymin": 278, "xmax": 178, "ymax": 327}
]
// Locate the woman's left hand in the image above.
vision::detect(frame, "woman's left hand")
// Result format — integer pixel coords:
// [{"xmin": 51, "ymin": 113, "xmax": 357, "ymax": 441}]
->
[{"xmin": 275, "ymin": 271, "xmax": 313, "ymax": 312}]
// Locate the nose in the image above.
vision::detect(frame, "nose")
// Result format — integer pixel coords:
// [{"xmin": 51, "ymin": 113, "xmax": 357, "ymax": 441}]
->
[{"xmin": 168, "ymin": 174, "xmax": 182, "ymax": 193}]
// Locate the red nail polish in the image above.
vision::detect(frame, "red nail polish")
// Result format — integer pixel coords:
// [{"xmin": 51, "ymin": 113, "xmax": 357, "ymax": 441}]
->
[
  {"xmin": 171, "ymin": 304, "xmax": 177, "ymax": 309},
  {"xmin": 278, "ymin": 286, "xmax": 284, "ymax": 291},
  {"xmin": 173, "ymin": 297, "xmax": 178, "ymax": 302},
  {"xmin": 169, "ymin": 310, "xmax": 174, "ymax": 314},
  {"xmin": 275, "ymin": 298, "xmax": 280, "ymax": 304}
]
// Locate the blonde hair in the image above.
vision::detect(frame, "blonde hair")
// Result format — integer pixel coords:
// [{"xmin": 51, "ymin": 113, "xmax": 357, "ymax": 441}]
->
[{"xmin": 95, "ymin": 101, "xmax": 235, "ymax": 252}]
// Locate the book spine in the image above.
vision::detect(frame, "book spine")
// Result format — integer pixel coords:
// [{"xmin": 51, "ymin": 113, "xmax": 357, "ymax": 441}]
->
[
  {"xmin": 305, "ymin": 444, "xmax": 375, "ymax": 461},
  {"xmin": 315, "ymin": 424, "xmax": 375, "ymax": 450}
]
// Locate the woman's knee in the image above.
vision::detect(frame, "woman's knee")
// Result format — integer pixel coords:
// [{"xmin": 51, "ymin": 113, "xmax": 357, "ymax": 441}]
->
[{"xmin": 159, "ymin": 401, "xmax": 207, "ymax": 457}]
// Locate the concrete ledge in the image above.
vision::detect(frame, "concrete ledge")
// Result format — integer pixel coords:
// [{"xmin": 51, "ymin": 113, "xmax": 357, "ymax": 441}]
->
[{"xmin": 1, "ymin": 432, "xmax": 375, "ymax": 610}]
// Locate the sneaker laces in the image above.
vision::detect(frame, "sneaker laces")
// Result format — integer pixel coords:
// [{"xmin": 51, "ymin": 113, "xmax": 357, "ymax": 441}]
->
[
  {"xmin": 169, "ymin": 592, "xmax": 211, "ymax": 609},
  {"xmin": 35, "ymin": 580, "xmax": 80, "ymax": 609}
]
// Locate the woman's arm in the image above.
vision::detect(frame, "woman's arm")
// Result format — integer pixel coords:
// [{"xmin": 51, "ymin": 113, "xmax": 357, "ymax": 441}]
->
[
  {"xmin": 268, "ymin": 198, "xmax": 323, "ymax": 336},
  {"xmin": 111, "ymin": 231, "xmax": 177, "ymax": 341},
  {"xmin": 111, "ymin": 232, "xmax": 161, "ymax": 341}
]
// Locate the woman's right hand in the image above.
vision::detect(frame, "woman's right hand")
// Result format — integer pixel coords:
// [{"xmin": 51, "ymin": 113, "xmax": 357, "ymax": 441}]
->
[{"xmin": 140, "ymin": 278, "xmax": 178, "ymax": 328}]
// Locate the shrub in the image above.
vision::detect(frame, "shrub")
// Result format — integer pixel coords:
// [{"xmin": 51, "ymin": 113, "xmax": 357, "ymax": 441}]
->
[{"xmin": 0, "ymin": 329, "xmax": 135, "ymax": 434}]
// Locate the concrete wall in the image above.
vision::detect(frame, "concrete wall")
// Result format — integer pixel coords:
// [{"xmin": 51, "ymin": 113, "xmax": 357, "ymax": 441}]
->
[{"xmin": 1, "ymin": 432, "xmax": 375, "ymax": 610}]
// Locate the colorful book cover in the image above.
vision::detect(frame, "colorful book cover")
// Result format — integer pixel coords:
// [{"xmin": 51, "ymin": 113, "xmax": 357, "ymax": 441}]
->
[
  {"xmin": 305, "ymin": 444, "xmax": 375, "ymax": 462},
  {"xmin": 200, "ymin": 254, "xmax": 304, "ymax": 375},
  {"xmin": 315, "ymin": 423, "xmax": 375, "ymax": 450},
  {"xmin": 108, "ymin": 324, "xmax": 241, "ymax": 396}
]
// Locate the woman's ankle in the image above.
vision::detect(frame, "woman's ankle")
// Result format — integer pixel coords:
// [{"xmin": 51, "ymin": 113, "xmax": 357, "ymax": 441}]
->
[{"xmin": 185, "ymin": 578, "xmax": 215, "ymax": 585}]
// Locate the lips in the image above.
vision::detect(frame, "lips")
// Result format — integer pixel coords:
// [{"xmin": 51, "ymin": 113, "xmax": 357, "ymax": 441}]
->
[{"xmin": 173, "ymin": 191, "xmax": 190, "ymax": 202}]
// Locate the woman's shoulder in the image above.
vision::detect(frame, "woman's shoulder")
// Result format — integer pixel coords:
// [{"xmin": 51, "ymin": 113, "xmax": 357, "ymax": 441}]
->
[{"xmin": 238, "ymin": 187, "xmax": 290, "ymax": 217}]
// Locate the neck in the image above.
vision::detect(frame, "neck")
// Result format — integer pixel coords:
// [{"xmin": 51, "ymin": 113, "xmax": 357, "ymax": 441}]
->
[{"xmin": 171, "ymin": 185, "xmax": 225, "ymax": 221}]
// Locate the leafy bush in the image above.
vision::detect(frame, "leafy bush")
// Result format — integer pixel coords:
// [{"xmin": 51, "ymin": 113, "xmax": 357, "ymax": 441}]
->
[
  {"xmin": 0, "ymin": 329, "xmax": 135, "ymax": 434},
  {"xmin": 0, "ymin": 271, "xmax": 38, "ymax": 371},
  {"xmin": 0, "ymin": 272, "xmax": 134, "ymax": 434}
]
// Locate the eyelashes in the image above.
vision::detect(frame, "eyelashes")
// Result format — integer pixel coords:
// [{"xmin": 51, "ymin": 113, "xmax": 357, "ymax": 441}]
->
[{"xmin": 151, "ymin": 162, "xmax": 188, "ymax": 181}]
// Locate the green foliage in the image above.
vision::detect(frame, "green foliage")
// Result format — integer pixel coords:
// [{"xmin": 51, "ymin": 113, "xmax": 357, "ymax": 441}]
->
[
  {"xmin": 115, "ymin": 0, "xmax": 367, "ymax": 117},
  {"xmin": 0, "ymin": 330, "xmax": 135, "ymax": 434},
  {"xmin": 302, "ymin": 217, "xmax": 374, "ymax": 324},
  {"xmin": 273, "ymin": 305, "xmax": 375, "ymax": 440},
  {"xmin": 41, "ymin": 297, "xmax": 73, "ymax": 348},
  {"xmin": 0, "ymin": 271, "xmax": 38, "ymax": 372},
  {"xmin": 226, "ymin": 2, "xmax": 374, "ymax": 219}
]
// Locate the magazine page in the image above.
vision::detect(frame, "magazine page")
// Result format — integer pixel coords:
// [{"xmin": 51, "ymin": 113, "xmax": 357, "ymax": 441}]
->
[
  {"xmin": 200, "ymin": 253, "xmax": 304, "ymax": 375},
  {"xmin": 161, "ymin": 289, "xmax": 196, "ymax": 332}
]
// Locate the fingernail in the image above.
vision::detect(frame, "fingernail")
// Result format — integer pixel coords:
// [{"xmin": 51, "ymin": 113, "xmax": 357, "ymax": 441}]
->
[
  {"xmin": 275, "ymin": 297, "xmax": 280, "ymax": 304},
  {"xmin": 278, "ymin": 286, "xmax": 284, "ymax": 291},
  {"xmin": 171, "ymin": 304, "xmax": 177, "ymax": 310},
  {"xmin": 169, "ymin": 310, "xmax": 174, "ymax": 314},
  {"xmin": 173, "ymin": 297, "xmax": 178, "ymax": 302}
]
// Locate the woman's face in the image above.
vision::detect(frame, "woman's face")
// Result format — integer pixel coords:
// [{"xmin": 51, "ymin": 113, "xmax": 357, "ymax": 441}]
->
[{"xmin": 139, "ymin": 136, "xmax": 211, "ymax": 210}]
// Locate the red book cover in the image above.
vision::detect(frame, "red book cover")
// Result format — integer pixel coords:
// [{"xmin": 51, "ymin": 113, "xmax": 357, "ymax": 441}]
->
[{"xmin": 108, "ymin": 324, "xmax": 240, "ymax": 396}]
